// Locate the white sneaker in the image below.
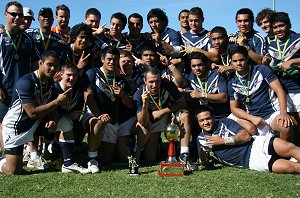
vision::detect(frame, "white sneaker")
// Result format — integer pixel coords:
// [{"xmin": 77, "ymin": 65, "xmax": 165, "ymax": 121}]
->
[
  {"xmin": 87, "ymin": 159, "xmax": 100, "ymax": 173},
  {"xmin": 23, "ymin": 151, "xmax": 30, "ymax": 164},
  {"xmin": 27, "ymin": 156, "xmax": 50, "ymax": 170},
  {"xmin": 61, "ymin": 163, "xmax": 91, "ymax": 174}
]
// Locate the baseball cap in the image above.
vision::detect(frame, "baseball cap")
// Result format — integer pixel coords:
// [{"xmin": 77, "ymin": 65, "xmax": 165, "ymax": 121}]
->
[
  {"xmin": 23, "ymin": 7, "xmax": 35, "ymax": 21},
  {"xmin": 38, "ymin": 7, "xmax": 53, "ymax": 17}
]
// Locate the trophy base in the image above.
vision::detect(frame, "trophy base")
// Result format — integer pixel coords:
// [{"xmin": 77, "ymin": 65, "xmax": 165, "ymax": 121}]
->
[{"xmin": 158, "ymin": 161, "xmax": 185, "ymax": 176}]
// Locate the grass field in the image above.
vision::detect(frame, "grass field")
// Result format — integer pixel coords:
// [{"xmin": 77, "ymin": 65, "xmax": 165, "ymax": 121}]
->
[{"xmin": 0, "ymin": 163, "xmax": 300, "ymax": 198}]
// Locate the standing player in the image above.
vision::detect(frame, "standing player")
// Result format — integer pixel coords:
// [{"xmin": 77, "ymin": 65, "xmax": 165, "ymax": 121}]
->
[
  {"xmin": 0, "ymin": 50, "xmax": 71, "ymax": 175},
  {"xmin": 20, "ymin": 7, "xmax": 34, "ymax": 31},
  {"xmin": 178, "ymin": 9, "xmax": 190, "ymax": 35},
  {"xmin": 229, "ymin": 8, "xmax": 265, "ymax": 65},
  {"xmin": 51, "ymin": 4, "xmax": 71, "ymax": 42},
  {"xmin": 0, "ymin": 1, "xmax": 39, "ymax": 150},
  {"xmin": 181, "ymin": 7, "xmax": 218, "ymax": 63},
  {"xmin": 256, "ymin": 8, "xmax": 276, "ymax": 45},
  {"xmin": 228, "ymin": 46, "xmax": 293, "ymax": 141},
  {"xmin": 196, "ymin": 105, "xmax": 300, "ymax": 174},
  {"xmin": 147, "ymin": 8, "xmax": 182, "ymax": 57}
]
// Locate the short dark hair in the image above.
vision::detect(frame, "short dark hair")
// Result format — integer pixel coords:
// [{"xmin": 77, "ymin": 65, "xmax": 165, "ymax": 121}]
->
[
  {"xmin": 61, "ymin": 62, "xmax": 78, "ymax": 73},
  {"xmin": 55, "ymin": 4, "xmax": 70, "ymax": 16},
  {"xmin": 140, "ymin": 43, "xmax": 157, "ymax": 55},
  {"xmin": 128, "ymin": 13, "xmax": 143, "ymax": 24},
  {"xmin": 111, "ymin": 12, "xmax": 127, "ymax": 30},
  {"xmin": 101, "ymin": 46, "xmax": 120, "ymax": 59},
  {"xmin": 189, "ymin": 7, "xmax": 204, "ymax": 19},
  {"xmin": 236, "ymin": 8, "xmax": 254, "ymax": 22},
  {"xmin": 190, "ymin": 52, "xmax": 208, "ymax": 63},
  {"xmin": 40, "ymin": 50, "xmax": 60, "ymax": 62},
  {"xmin": 144, "ymin": 67, "xmax": 161, "ymax": 79},
  {"xmin": 85, "ymin": 8, "xmax": 101, "ymax": 20},
  {"xmin": 255, "ymin": 8, "xmax": 276, "ymax": 26},
  {"xmin": 195, "ymin": 105, "xmax": 214, "ymax": 119},
  {"xmin": 5, "ymin": 1, "xmax": 22, "ymax": 12},
  {"xmin": 270, "ymin": 12, "xmax": 291, "ymax": 30},
  {"xmin": 210, "ymin": 26, "xmax": 228, "ymax": 37},
  {"xmin": 147, "ymin": 8, "xmax": 168, "ymax": 28},
  {"xmin": 231, "ymin": 45, "xmax": 248, "ymax": 58},
  {"xmin": 178, "ymin": 9, "xmax": 189, "ymax": 20},
  {"xmin": 70, "ymin": 23, "xmax": 93, "ymax": 44}
]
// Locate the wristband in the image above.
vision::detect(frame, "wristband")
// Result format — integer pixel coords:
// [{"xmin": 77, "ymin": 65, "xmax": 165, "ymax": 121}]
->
[
  {"xmin": 168, "ymin": 64, "xmax": 176, "ymax": 71},
  {"xmin": 224, "ymin": 136, "xmax": 235, "ymax": 145}
]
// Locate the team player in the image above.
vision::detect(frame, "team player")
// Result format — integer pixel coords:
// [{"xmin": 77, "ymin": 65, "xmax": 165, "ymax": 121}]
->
[
  {"xmin": 20, "ymin": 7, "xmax": 34, "ymax": 31},
  {"xmin": 256, "ymin": 8, "xmax": 276, "ymax": 45},
  {"xmin": 83, "ymin": 46, "xmax": 134, "ymax": 173},
  {"xmin": 51, "ymin": 4, "xmax": 71, "ymax": 42},
  {"xmin": 229, "ymin": 8, "xmax": 265, "ymax": 65},
  {"xmin": 228, "ymin": 46, "xmax": 293, "ymax": 141},
  {"xmin": 0, "ymin": 50, "xmax": 71, "ymax": 175},
  {"xmin": 26, "ymin": 7, "xmax": 67, "ymax": 65},
  {"xmin": 267, "ymin": 12, "xmax": 300, "ymax": 141},
  {"xmin": 181, "ymin": 7, "xmax": 218, "ymax": 63},
  {"xmin": 197, "ymin": 105, "xmax": 300, "ymax": 174},
  {"xmin": 133, "ymin": 68, "xmax": 197, "ymax": 171},
  {"xmin": 53, "ymin": 62, "xmax": 90, "ymax": 173},
  {"xmin": 147, "ymin": 8, "xmax": 182, "ymax": 57},
  {"xmin": 178, "ymin": 9, "xmax": 190, "ymax": 35},
  {"xmin": 0, "ymin": 1, "xmax": 39, "ymax": 150}
]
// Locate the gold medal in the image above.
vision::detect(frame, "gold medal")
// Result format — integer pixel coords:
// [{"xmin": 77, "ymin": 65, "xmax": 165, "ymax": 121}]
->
[
  {"xmin": 14, "ymin": 54, "xmax": 19, "ymax": 60},
  {"xmin": 111, "ymin": 95, "xmax": 115, "ymax": 102},
  {"xmin": 246, "ymin": 97, "xmax": 250, "ymax": 103}
]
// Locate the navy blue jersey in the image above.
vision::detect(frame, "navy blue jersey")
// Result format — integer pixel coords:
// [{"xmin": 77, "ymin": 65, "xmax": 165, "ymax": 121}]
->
[
  {"xmin": 133, "ymin": 80, "xmax": 182, "ymax": 116},
  {"xmin": 0, "ymin": 31, "xmax": 39, "ymax": 97},
  {"xmin": 84, "ymin": 67, "xmax": 132, "ymax": 124},
  {"xmin": 187, "ymin": 69, "xmax": 230, "ymax": 119},
  {"xmin": 156, "ymin": 27, "xmax": 182, "ymax": 56},
  {"xmin": 53, "ymin": 81, "xmax": 84, "ymax": 115},
  {"xmin": 228, "ymin": 65, "xmax": 278, "ymax": 119},
  {"xmin": 6, "ymin": 71, "xmax": 55, "ymax": 134},
  {"xmin": 182, "ymin": 29, "xmax": 211, "ymax": 50},
  {"xmin": 125, "ymin": 32, "xmax": 151, "ymax": 57},
  {"xmin": 229, "ymin": 30, "xmax": 266, "ymax": 55},
  {"xmin": 131, "ymin": 67, "xmax": 145, "ymax": 88},
  {"xmin": 267, "ymin": 31, "xmax": 300, "ymax": 93},
  {"xmin": 92, "ymin": 33, "xmax": 127, "ymax": 52},
  {"xmin": 26, "ymin": 28, "xmax": 67, "ymax": 64},
  {"xmin": 198, "ymin": 118, "xmax": 253, "ymax": 168}
]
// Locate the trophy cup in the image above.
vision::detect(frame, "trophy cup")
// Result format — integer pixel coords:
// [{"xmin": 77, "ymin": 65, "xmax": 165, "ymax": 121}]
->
[
  {"xmin": 158, "ymin": 114, "xmax": 185, "ymax": 176},
  {"xmin": 128, "ymin": 155, "xmax": 139, "ymax": 176}
]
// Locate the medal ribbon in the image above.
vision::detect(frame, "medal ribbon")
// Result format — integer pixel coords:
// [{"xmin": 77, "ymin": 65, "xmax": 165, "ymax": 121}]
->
[
  {"xmin": 149, "ymin": 89, "xmax": 161, "ymax": 110},
  {"xmin": 196, "ymin": 75, "xmax": 208, "ymax": 94},
  {"xmin": 237, "ymin": 70, "xmax": 251, "ymax": 100},
  {"xmin": 5, "ymin": 29, "xmax": 22, "ymax": 54},
  {"xmin": 276, "ymin": 36, "xmax": 290, "ymax": 61},
  {"xmin": 39, "ymin": 29, "xmax": 52, "ymax": 50},
  {"xmin": 36, "ymin": 70, "xmax": 48, "ymax": 104},
  {"xmin": 100, "ymin": 67, "xmax": 115, "ymax": 100},
  {"xmin": 221, "ymin": 51, "xmax": 229, "ymax": 66}
]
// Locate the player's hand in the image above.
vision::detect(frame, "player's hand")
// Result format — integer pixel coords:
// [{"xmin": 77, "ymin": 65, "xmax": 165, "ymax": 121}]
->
[
  {"xmin": 185, "ymin": 89, "xmax": 202, "ymax": 99},
  {"xmin": 279, "ymin": 60, "xmax": 292, "ymax": 71},
  {"xmin": 113, "ymin": 85, "xmax": 124, "ymax": 97},
  {"xmin": 152, "ymin": 109, "xmax": 164, "ymax": 120},
  {"xmin": 45, "ymin": 120, "xmax": 57, "ymax": 133},
  {"xmin": 249, "ymin": 115, "xmax": 267, "ymax": 126},
  {"xmin": 0, "ymin": 88, "xmax": 6, "ymax": 102},
  {"xmin": 180, "ymin": 45, "xmax": 194, "ymax": 55},
  {"xmin": 77, "ymin": 51, "xmax": 91, "ymax": 70},
  {"xmin": 151, "ymin": 32, "xmax": 162, "ymax": 46},
  {"xmin": 92, "ymin": 23, "xmax": 106, "ymax": 36},
  {"xmin": 277, "ymin": 113, "xmax": 294, "ymax": 128},
  {"xmin": 262, "ymin": 53, "xmax": 271, "ymax": 65},
  {"xmin": 157, "ymin": 52, "xmax": 170, "ymax": 66},
  {"xmin": 170, "ymin": 58, "xmax": 182, "ymax": 65},
  {"xmin": 141, "ymin": 86, "xmax": 149, "ymax": 104},
  {"xmin": 97, "ymin": 114, "xmax": 111, "ymax": 124},
  {"xmin": 57, "ymin": 88, "xmax": 72, "ymax": 104},
  {"xmin": 204, "ymin": 135, "xmax": 224, "ymax": 146},
  {"xmin": 125, "ymin": 39, "xmax": 133, "ymax": 52},
  {"xmin": 229, "ymin": 37, "xmax": 237, "ymax": 43},
  {"xmin": 237, "ymin": 35, "xmax": 246, "ymax": 46},
  {"xmin": 132, "ymin": 54, "xmax": 146, "ymax": 68}
]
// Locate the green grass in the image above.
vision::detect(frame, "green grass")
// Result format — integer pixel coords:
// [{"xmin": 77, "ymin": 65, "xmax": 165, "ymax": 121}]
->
[{"xmin": 0, "ymin": 164, "xmax": 300, "ymax": 198}]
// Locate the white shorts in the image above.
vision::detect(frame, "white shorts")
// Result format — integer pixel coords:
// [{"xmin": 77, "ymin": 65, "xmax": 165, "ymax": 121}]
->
[
  {"xmin": 286, "ymin": 93, "xmax": 300, "ymax": 112},
  {"xmin": 118, "ymin": 116, "xmax": 137, "ymax": 137},
  {"xmin": 56, "ymin": 116, "xmax": 73, "ymax": 132},
  {"xmin": 101, "ymin": 123, "xmax": 119, "ymax": 144},
  {"xmin": 248, "ymin": 136, "xmax": 272, "ymax": 172},
  {"xmin": 2, "ymin": 118, "xmax": 42, "ymax": 149}
]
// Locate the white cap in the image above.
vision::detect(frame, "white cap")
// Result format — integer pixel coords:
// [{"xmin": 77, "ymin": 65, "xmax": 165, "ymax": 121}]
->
[{"xmin": 23, "ymin": 7, "xmax": 35, "ymax": 21}]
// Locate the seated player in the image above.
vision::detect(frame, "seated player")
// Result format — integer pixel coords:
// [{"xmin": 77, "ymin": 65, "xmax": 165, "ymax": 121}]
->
[
  {"xmin": 0, "ymin": 51, "xmax": 71, "ymax": 175},
  {"xmin": 133, "ymin": 68, "xmax": 197, "ymax": 171},
  {"xmin": 228, "ymin": 45, "xmax": 293, "ymax": 141},
  {"xmin": 196, "ymin": 105, "xmax": 300, "ymax": 174}
]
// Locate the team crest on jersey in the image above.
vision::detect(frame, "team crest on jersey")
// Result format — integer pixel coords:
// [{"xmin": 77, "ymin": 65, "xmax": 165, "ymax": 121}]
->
[
  {"xmin": 4, "ymin": 36, "xmax": 11, "ymax": 45},
  {"xmin": 35, "ymin": 34, "xmax": 42, "ymax": 41}
]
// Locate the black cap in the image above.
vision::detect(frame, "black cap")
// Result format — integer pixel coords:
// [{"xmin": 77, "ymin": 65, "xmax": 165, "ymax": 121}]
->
[{"xmin": 38, "ymin": 7, "xmax": 53, "ymax": 17}]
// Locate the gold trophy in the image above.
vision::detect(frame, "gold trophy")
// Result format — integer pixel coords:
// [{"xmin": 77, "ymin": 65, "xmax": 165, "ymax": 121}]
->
[
  {"xmin": 128, "ymin": 155, "xmax": 139, "ymax": 176},
  {"xmin": 158, "ymin": 114, "xmax": 185, "ymax": 176}
]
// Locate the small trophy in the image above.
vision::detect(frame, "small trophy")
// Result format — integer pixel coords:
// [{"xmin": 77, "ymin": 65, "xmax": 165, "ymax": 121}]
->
[
  {"xmin": 158, "ymin": 114, "xmax": 185, "ymax": 176},
  {"xmin": 128, "ymin": 155, "xmax": 139, "ymax": 176}
]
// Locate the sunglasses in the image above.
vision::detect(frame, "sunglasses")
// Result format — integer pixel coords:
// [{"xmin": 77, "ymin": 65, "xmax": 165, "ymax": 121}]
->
[{"xmin": 7, "ymin": 12, "xmax": 24, "ymax": 18}]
